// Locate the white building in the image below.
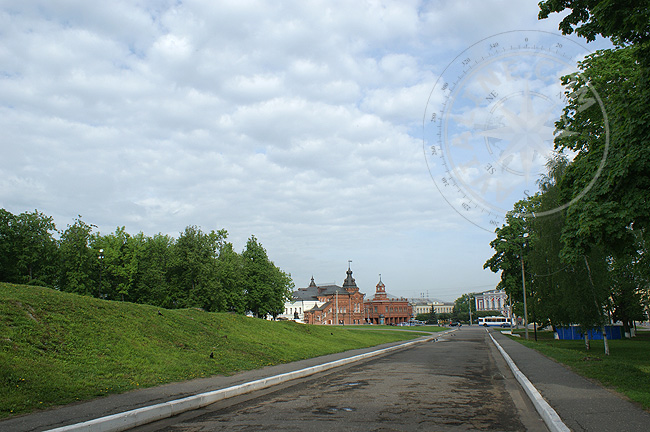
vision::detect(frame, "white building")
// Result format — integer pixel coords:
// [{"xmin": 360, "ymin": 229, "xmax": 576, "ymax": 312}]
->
[
  {"xmin": 277, "ymin": 276, "xmax": 330, "ymax": 322},
  {"xmin": 408, "ymin": 298, "xmax": 454, "ymax": 316},
  {"xmin": 474, "ymin": 289, "xmax": 508, "ymax": 315},
  {"xmin": 432, "ymin": 300, "xmax": 454, "ymax": 314}
]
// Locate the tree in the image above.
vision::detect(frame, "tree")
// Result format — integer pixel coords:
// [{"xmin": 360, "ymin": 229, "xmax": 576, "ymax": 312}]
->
[
  {"xmin": 539, "ymin": 0, "xmax": 650, "ymax": 45},
  {"xmin": 452, "ymin": 293, "xmax": 481, "ymax": 324},
  {"xmin": 216, "ymin": 242, "xmax": 245, "ymax": 313},
  {"xmin": 415, "ymin": 311, "xmax": 437, "ymax": 324},
  {"xmin": 0, "ymin": 209, "xmax": 57, "ymax": 285},
  {"xmin": 57, "ymin": 217, "xmax": 96, "ymax": 296},
  {"xmin": 169, "ymin": 226, "xmax": 227, "ymax": 311},
  {"xmin": 484, "ymin": 197, "xmax": 539, "ymax": 334},
  {"xmin": 242, "ymin": 235, "xmax": 293, "ymax": 318},
  {"xmin": 0, "ymin": 209, "xmax": 16, "ymax": 282},
  {"xmin": 92, "ymin": 227, "xmax": 144, "ymax": 302},
  {"xmin": 132, "ymin": 233, "xmax": 174, "ymax": 307},
  {"xmin": 551, "ymin": 46, "xmax": 649, "ymax": 350}
]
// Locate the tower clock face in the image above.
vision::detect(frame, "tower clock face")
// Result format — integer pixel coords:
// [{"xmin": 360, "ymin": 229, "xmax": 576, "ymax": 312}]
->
[{"xmin": 423, "ymin": 30, "xmax": 608, "ymax": 231}]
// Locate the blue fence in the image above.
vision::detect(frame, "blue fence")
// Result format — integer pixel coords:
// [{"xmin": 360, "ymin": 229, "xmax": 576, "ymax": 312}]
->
[{"xmin": 556, "ymin": 325, "xmax": 622, "ymax": 340}]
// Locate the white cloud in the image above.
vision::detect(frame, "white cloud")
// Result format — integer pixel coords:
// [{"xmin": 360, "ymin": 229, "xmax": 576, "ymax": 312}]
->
[{"xmin": 0, "ymin": 0, "xmax": 613, "ymax": 300}]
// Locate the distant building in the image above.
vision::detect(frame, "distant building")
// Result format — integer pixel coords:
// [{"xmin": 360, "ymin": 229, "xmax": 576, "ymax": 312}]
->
[
  {"xmin": 280, "ymin": 277, "xmax": 322, "ymax": 322},
  {"xmin": 364, "ymin": 277, "xmax": 412, "ymax": 325},
  {"xmin": 474, "ymin": 289, "xmax": 508, "ymax": 316},
  {"xmin": 410, "ymin": 299, "xmax": 433, "ymax": 316},
  {"xmin": 289, "ymin": 265, "xmax": 366, "ymax": 325},
  {"xmin": 408, "ymin": 298, "xmax": 454, "ymax": 316},
  {"xmin": 432, "ymin": 300, "xmax": 454, "ymax": 315}
]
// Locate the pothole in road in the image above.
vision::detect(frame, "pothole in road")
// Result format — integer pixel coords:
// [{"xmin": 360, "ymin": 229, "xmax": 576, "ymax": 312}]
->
[
  {"xmin": 313, "ymin": 406, "xmax": 356, "ymax": 415},
  {"xmin": 332, "ymin": 380, "xmax": 369, "ymax": 392}
]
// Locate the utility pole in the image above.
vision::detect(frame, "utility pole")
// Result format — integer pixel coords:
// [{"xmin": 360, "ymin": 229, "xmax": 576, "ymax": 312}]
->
[
  {"xmin": 520, "ymin": 253, "xmax": 529, "ymax": 340},
  {"xmin": 468, "ymin": 295, "xmax": 473, "ymax": 326}
]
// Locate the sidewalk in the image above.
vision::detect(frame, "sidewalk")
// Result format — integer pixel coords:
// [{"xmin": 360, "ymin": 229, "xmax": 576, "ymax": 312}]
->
[{"xmin": 490, "ymin": 329, "xmax": 650, "ymax": 432}]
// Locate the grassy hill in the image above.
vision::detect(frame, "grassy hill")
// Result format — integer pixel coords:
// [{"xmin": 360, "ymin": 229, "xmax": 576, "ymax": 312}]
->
[{"xmin": 0, "ymin": 283, "xmax": 429, "ymax": 418}]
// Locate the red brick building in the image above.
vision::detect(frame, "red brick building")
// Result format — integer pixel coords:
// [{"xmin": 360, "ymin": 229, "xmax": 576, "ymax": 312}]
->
[
  {"xmin": 302, "ymin": 266, "xmax": 366, "ymax": 325},
  {"xmin": 364, "ymin": 277, "xmax": 412, "ymax": 325}
]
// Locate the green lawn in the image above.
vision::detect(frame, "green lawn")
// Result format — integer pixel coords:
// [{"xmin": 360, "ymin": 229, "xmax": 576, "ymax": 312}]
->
[
  {"xmin": 510, "ymin": 329, "xmax": 650, "ymax": 411},
  {"xmin": 0, "ymin": 283, "xmax": 433, "ymax": 418}
]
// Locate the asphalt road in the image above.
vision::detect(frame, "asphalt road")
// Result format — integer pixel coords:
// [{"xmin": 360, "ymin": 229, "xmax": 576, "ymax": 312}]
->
[{"xmin": 131, "ymin": 327, "xmax": 548, "ymax": 431}]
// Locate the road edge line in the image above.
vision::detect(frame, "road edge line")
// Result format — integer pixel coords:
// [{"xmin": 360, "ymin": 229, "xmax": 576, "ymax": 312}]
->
[
  {"xmin": 47, "ymin": 332, "xmax": 444, "ymax": 432},
  {"xmin": 488, "ymin": 332, "xmax": 570, "ymax": 432}
]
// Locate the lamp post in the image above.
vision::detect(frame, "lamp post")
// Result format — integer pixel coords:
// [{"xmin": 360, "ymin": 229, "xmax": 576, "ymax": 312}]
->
[
  {"xmin": 500, "ymin": 237, "xmax": 529, "ymax": 340},
  {"xmin": 520, "ymin": 251, "xmax": 529, "ymax": 340},
  {"xmin": 98, "ymin": 248, "xmax": 104, "ymax": 299}
]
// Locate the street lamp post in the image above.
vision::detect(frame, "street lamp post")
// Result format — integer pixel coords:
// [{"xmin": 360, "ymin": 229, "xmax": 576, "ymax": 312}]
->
[
  {"xmin": 520, "ymin": 252, "xmax": 529, "ymax": 340},
  {"xmin": 98, "ymin": 248, "xmax": 104, "ymax": 299}
]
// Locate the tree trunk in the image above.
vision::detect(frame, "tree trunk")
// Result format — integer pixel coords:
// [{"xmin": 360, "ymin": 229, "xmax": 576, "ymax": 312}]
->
[
  {"xmin": 583, "ymin": 255, "xmax": 609, "ymax": 355},
  {"xmin": 602, "ymin": 327, "xmax": 610, "ymax": 356},
  {"xmin": 584, "ymin": 332, "xmax": 590, "ymax": 350}
]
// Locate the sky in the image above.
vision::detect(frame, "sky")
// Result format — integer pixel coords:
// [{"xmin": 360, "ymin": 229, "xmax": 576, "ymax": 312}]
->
[{"xmin": 0, "ymin": 1, "xmax": 612, "ymax": 302}]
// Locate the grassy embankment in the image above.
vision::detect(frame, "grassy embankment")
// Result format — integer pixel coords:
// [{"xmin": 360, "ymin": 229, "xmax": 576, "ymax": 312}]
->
[
  {"xmin": 0, "ymin": 283, "xmax": 434, "ymax": 418},
  {"xmin": 510, "ymin": 329, "xmax": 650, "ymax": 411}
]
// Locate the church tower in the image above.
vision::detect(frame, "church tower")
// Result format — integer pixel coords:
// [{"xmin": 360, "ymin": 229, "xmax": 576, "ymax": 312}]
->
[
  {"xmin": 342, "ymin": 261, "xmax": 359, "ymax": 293},
  {"xmin": 374, "ymin": 274, "xmax": 388, "ymax": 300}
]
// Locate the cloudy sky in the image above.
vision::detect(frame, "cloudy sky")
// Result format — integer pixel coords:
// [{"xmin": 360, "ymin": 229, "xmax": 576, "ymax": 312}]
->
[{"xmin": 0, "ymin": 1, "xmax": 612, "ymax": 301}]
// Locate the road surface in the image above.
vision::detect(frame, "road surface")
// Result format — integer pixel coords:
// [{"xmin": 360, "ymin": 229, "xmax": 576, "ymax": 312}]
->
[{"xmin": 131, "ymin": 326, "xmax": 548, "ymax": 431}]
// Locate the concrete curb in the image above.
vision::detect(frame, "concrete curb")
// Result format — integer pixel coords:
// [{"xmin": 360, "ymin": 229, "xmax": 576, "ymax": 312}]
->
[
  {"xmin": 488, "ymin": 332, "xmax": 570, "ymax": 432},
  {"xmin": 47, "ymin": 332, "xmax": 444, "ymax": 432}
]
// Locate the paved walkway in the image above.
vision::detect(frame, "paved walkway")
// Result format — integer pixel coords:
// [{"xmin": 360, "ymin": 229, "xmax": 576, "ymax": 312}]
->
[
  {"xmin": 2, "ymin": 328, "xmax": 649, "ymax": 431},
  {"xmin": 489, "ymin": 328, "xmax": 650, "ymax": 431}
]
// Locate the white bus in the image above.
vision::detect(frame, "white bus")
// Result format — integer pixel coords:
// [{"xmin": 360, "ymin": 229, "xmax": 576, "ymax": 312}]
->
[{"xmin": 478, "ymin": 316, "xmax": 510, "ymax": 327}]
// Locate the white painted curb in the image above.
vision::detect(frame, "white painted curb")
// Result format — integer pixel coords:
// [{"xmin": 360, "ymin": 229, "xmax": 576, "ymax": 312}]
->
[
  {"xmin": 47, "ymin": 333, "xmax": 443, "ymax": 432},
  {"xmin": 488, "ymin": 332, "xmax": 570, "ymax": 432}
]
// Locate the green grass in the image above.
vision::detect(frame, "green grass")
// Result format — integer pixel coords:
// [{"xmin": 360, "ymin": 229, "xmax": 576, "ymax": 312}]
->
[
  {"xmin": 510, "ymin": 329, "xmax": 650, "ymax": 411},
  {"xmin": 0, "ymin": 283, "xmax": 433, "ymax": 418}
]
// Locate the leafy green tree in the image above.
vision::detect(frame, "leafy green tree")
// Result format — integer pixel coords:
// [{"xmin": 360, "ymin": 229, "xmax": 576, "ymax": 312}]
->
[
  {"xmin": 608, "ymin": 250, "xmax": 648, "ymax": 335},
  {"xmin": 552, "ymin": 45, "xmax": 648, "ymax": 347},
  {"xmin": 133, "ymin": 233, "xmax": 174, "ymax": 307},
  {"xmin": 57, "ymin": 217, "xmax": 97, "ymax": 296},
  {"xmin": 216, "ymin": 242, "xmax": 245, "ymax": 313},
  {"xmin": 0, "ymin": 209, "xmax": 16, "ymax": 282},
  {"xmin": 14, "ymin": 210, "xmax": 57, "ymax": 285},
  {"xmin": 91, "ymin": 227, "xmax": 143, "ymax": 301},
  {"xmin": 484, "ymin": 198, "xmax": 537, "ymax": 329},
  {"xmin": 242, "ymin": 235, "xmax": 293, "ymax": 318},
  {"xmin": 169, "ymin": 226, "xmax": 227, "ymax": 311},
  {"xmin": 452, "ymin": 293, "xmax": 481, "ymax": 323},
  {"xmin": 0, "ymin": 209, "xmax": 57, "ymax": 285},
  {"xmin": 415, "ymin": 312, "xmax": 437, "ymax": 324},
  {"xmin": 538, "ymin": 0, "xmax": 650, "ymax": 47}
]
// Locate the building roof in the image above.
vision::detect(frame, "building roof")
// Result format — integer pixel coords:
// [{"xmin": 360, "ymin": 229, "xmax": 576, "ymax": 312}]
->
[
  {"xmin": 407, "ymin": 297, "xmax": 450, "ymax": 305},
  {"xmin": 366, "ymin": 292, "xmax": 409, "ymax": 302},
  {"xmin": 292, "ymin": 283, "xmax": 353, "ymax": 301}
]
